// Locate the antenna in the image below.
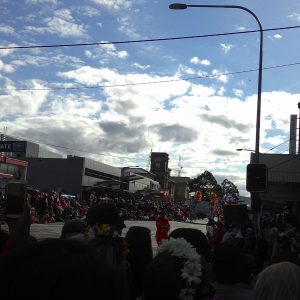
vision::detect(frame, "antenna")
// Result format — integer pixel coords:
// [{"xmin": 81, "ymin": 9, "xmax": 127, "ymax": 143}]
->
[
  {"xmin": 147, "ymin": 148, "xmax": 152, "ymax": 171},
  {"xmin": 177, "ymin": 154, "xmax": 182, "ymax": 176}
]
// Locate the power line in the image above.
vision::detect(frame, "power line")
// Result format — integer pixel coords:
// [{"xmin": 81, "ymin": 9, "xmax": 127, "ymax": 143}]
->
[
  {"xmin": 264, "ymin": 139, "xmax": 289, "ymax": 153},
  {"xmin": 269, "ymin": 155, "xmax": 300, "ymax": 169},
  {"xmin": 1, "ymin": 25, "xmax": 300, "ymax": 51},
  {"xmin": 3, "ymin": 61, "xmax": 300, "ymax": 92},
  {"xmin": 5, "ymin": 133, "xmax": 250, "ymax": 165}
]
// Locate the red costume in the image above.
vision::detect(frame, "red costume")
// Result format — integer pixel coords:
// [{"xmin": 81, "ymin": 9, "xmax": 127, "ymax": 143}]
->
[{"xmin": 156, "ymin": 215, "xmax": 170, "ymax": 245}]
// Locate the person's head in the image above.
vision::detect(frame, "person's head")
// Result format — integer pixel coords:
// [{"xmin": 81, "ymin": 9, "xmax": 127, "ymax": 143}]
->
[
  {"xmin": 255, "ymin": 262, "xmax": 300, "ymax": 300},
  {"xmin": 86, "ymin": 203, "xmax": 125, "ymax": 234},
  {"xmin": 211, "ymin": 242, "xmax": 241, "ymax": 285},
  {"xmin": 60, "ymin": 219, "xmax": 89, "ymax": 241},
  {"xmin": 125, "ymin": 226, "xmax": 153, "ymax": 297},
  {"xmin": 0, "ymin": 238, "xmax": 128, "ymax": 299},
  {"xmin": 169, "ymin": 228, "xmax": 211, "ymax": 262},
  {"xmin": 125, "ymin": 226, "xmax": 153, "ymax": 264},
  {"xmin": 144, "ymin": 237, "xmax": 213, "ymax": 300}
]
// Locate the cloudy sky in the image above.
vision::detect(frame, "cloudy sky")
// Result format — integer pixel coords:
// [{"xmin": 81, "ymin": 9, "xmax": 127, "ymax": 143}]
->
[{"xmin": 1, "ymin": 0, "xmax": 300, "ymax": 196}]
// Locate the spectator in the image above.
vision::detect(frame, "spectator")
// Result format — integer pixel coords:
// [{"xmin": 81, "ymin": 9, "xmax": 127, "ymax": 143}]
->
[
  {"xmin": 86, "ymin": 203, "xmax": 134, "ymax": 299},
  {"xmin": 169, "ymin": 228, "xmax": 212, "ymax": 262},
  {"xmin": 60, "ymin": 218, "xmax": 89, "ymax": 242},
  {"xmin": 144, "ymin": 237, "xmax": 214, "ymax": 300},
  {"xmin": 211, "ymin": 242, "xmax": 254, "ymax": 300},
  {"xmin": 254, "ymin": 261, "xmax": 300, "ymax": 300},
  {"xmin": 125, "ymin": 226, "xmax": 153, "ymax": 299},
  {"xmin": 0, "ymin": 238, "xmax": 128, "ymax": 299}
]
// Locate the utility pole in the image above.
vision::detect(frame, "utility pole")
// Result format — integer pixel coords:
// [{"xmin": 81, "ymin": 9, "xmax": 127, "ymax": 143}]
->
[{"xmin": 298, "ymin": 103, "xmax": 300, "ymax": 155}]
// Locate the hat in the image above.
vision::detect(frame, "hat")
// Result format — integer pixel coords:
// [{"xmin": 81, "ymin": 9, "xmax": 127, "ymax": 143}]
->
[
  {"xmin": 86, "ymin": 204, "xmax": 126, "ymax": 230},
  {"xmin": 60, "ymin": 219, "xmax": 88, "ymax": 239}
]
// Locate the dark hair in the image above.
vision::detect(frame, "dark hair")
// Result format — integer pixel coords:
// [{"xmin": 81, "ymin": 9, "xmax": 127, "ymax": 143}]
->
[
  {"xmin": 144, "ymin": 251, "xmax": 212, "ymax": 300},
  {"xmin": 169, "ymin": 228, "xmax": 211, "ymax": 261},
  {"xmin": 212, "ymin": 242, "xmax": 241, "ymax": 284},
  {"xmin": 60, "ymin": 219, "xmax": 88, "ymax": 239},
  {"xmin": 125, "ymin": 226, "xmax": 153, "ymax": 297},
  {"xmin": 86, "ymin": 203, "xmax": 125, "ymax": 231},
  {"xmin": 0, "ymin": 238, "xmax": 128, "ymax": 299},
  {"xmin": 144, "ymin": 252, "xmax": 188, "ymax": 300}
]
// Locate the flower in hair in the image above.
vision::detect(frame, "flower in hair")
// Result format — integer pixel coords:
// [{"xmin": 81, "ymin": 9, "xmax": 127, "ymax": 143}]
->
[
  {"xmin": 91, "ymin": 224, "xmax": 120, "ymax": 238},
  {"xmin": 158, "ymin": 237, "xmax": 202, "ymax": 300}
]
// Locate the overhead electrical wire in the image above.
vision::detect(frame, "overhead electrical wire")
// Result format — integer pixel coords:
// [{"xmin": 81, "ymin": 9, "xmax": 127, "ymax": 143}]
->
[
  {"xmin": 1, "ymin": 25, "xmax": 300, "ymax": 51},
  {"xmin": 7, "ymin": 133, "xmax": 294, "ymax": 166},
  {"xmin": 2, "ymin": 61, "xmax": 300, "ymax": 92}
]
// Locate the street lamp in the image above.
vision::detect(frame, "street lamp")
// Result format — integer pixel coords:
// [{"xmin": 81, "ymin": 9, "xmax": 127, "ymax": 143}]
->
[
  {"xmin": 236, "ymin": 148, "xmax": 255, "ymax": 152},
  {"xmin": 169, "ymin": 3, "xmax": 263, "ymax": 164}
]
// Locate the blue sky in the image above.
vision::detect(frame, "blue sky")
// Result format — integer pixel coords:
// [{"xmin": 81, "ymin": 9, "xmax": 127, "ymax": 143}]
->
[{"xmin": 1, "ymin": 0, "xmax": 300, "ymax": 196}]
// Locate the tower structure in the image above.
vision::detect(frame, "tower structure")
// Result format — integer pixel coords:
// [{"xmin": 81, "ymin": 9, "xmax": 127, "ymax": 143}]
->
[{"xmin": 150, "ymin": 152, "xmax": 169, "ymax": 189}]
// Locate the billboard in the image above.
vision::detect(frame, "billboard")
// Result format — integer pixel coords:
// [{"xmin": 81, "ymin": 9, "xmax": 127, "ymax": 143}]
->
[{"xmin": 0, "ymin": 141, "xmax": 26, "ymax": 153}]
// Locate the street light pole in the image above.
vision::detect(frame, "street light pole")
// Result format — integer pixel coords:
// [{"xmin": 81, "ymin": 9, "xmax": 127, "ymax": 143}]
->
[{"xmin": 169, "ymin": 3, "xmax": 263, "ymax": 163}]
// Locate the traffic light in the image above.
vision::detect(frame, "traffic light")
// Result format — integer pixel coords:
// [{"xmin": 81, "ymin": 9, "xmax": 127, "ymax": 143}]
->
[{"xmin": 246, "ymin": 163, "xmax": 268, "ymax": 192}]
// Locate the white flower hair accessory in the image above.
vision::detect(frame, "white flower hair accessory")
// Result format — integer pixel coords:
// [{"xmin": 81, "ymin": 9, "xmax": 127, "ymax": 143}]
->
[{"xmin": 157, "ymin": 237, "xmax": 202, "ymax": 300}]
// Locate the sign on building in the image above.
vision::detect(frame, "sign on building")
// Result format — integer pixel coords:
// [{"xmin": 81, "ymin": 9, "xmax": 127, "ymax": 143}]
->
[{"xmin": 0, "ymin": 141, "xmax": 26, "ymax": 152}]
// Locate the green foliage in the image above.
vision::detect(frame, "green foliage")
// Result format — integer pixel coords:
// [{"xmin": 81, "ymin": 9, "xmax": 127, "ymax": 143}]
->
[
  {"xmin": 189, "ymin": 170, "xmax": 222, "ymax": 200},
  {"xmin": 189, "ymin": 171, "xmax": 239, "ymax": 201},
  {"xmin": 221, "ymin": 179, "xmax": 239, "ymax": 199}
]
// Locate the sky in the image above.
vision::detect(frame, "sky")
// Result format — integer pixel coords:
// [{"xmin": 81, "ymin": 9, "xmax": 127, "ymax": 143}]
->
[{"xmin": 1, "ymin": 0, "xmax": 300, "ymax": 196}]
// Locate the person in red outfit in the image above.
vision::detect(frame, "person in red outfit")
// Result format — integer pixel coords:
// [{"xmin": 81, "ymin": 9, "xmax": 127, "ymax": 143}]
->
[{"xmin": 156, "ymin": 212, "xmax": 170, "ymax": 245}]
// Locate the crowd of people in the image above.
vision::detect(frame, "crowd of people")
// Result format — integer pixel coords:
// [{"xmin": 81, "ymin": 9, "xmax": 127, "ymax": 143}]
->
[
  {"xmin": 23, "ymin": 189, "xmax": 193, "ymax": 224},
  {"xmin": 1, "ymin": 196, "xmax": 300, "ymax": 299}
]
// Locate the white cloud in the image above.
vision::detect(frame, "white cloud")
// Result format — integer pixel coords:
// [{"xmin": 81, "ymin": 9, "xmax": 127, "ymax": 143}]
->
[
  {"xmin": 197, "ymin": 70, "xmax": 209, "ymax": 77},
  {"xmin": 235, "ymin": 25, "xmax": 246, "ymax": 31},
  {"xmin": 26, "ymin": 0, "xmax": 57, "ymax": 3},
  {"xmin": 176, "ymin": 65, "xmax": 195, "ymax": 76},
  {"xmin": 11, "ymin": 54, "xmax": 82, "ymax": 69},
  {"xmin": 100, "ymin": 42, "xmax": 129, "ymax": 59},
  {"xmin": 273, "ymin": 34, "xmax": 282, "ymax": 40},
  {"xmin": 117, "ymin": 16, "xmax": 140, "ymax": 38},
  {"xmin": 132, "ymin": 63, "xmax": 150, "ymax": 70},
  {"xmin": 233, "ymin": 89, "xmax": 244, "ymax": 97},
  {"xmin": 0, "ymin": 60, "xmax": 15, "ymax": 73},
  {"xmin": 4, "ymin": 65, "xmax": 300, "ymax": 195},
  {"xmin": 83, "ymin": 43, "xmax": 129, "ymax": 61},
  {"xmin": 288, "ymin": 13, "xmax": 300, "ymax": 22},
  {"xmin": 81, "ymin": 6, "xmax": 101, "ymax": 17},
  {"xmin": 50, "ymin": 96, "xmax": 102, "ymax": 117},
  {"xmin": 0, "ymin": 44, "xmax": 17, "ymax": 57},
  {"xmin": 0, "ymin": 25, "xmax": 15, "ymax": 35},
  {"xmin": 91, "ymin": 0, "xmax": 132, "ymax": 10},
  {"xmin": 220, "ymin": 43, "xmax": 233, "ymax": 54},
  {"xmin": 0, "ymin": 80, "xmax": 49, "ymax": 117},
  {"xmin": 85, "ymin": 50, "xmax": 93, "ymax": 58},
  {"xmin": 217, "ymin": 87, "xmax": 226, "ymax": 96},
  {"xmin": 24, "ymin": 9, "xmax": 88, "ymax": 37},
  {"xmin": 212, "ymin": 69, "xmax": 228, "ymax": 83},
  {"xmin": 190, "ymin": 56, "xmax": 211, "ymax": 66}
]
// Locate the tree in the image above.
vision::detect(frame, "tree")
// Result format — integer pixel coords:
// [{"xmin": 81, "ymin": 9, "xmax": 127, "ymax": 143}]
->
[
  {"xmin": 189, "ymin": 170, "xmax": 222, "ymax": 201},
  {"xmin": 221, "ymin": 179, "xmax": 239, "ymax": 200}
]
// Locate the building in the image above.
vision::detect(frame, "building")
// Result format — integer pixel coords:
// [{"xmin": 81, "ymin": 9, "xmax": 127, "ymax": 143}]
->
[
  {"xmin": 3, "ymin": 135, "xmax": 62, "ymax": 159},
  {"xmin": 25, "ymin": 156, "xmax": 122, "ymax": 196},
  {"xmin": 169, "ymin": 176, "xmax": 190, "ymax": 202},
  {"xmin": 0, "ymin": 156, "xmax": 28, "ymax": 186},
  {"xmin": 150, "ymin": 152, "xmax": 169, "ymax": 189},
  {"xmin": 254, "ymin": 153, "xmax": 300, "ymax": 203},
  {"xmin": 121, "ymin": 167, "xmax": 160, "ymax": 193}
]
